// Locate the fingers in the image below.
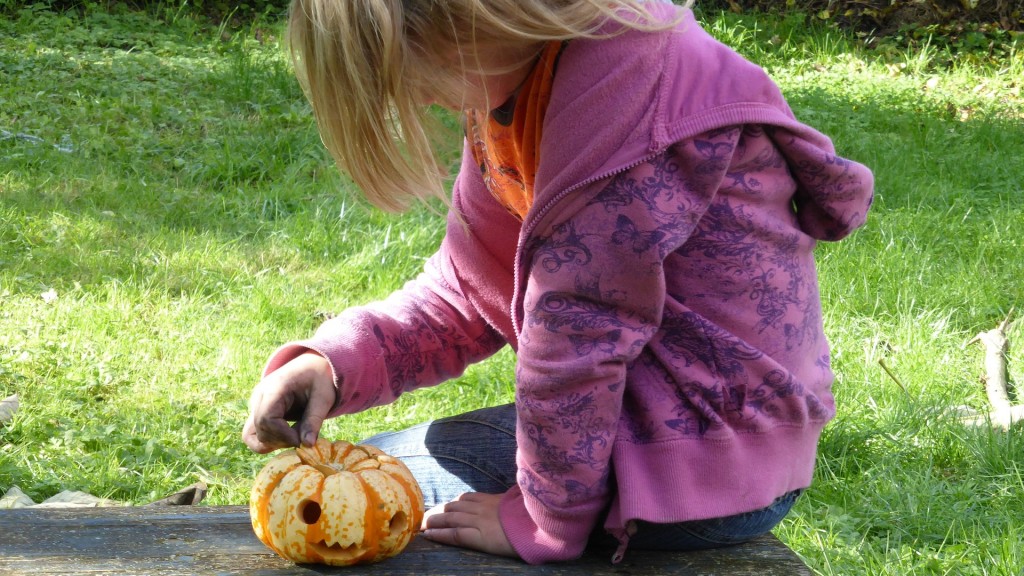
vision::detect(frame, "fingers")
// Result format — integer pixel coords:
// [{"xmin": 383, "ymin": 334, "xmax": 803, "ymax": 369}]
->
[
  {"xmin": 421, "ymin": 525, "xmax": 482, "ymax": 550},
  {"xmin": 422, "ymin": 499, "xmax": 480, "ymax": 529},
  {"xmin": 421, "ymin": 501, "xmax": 485, "ymax": 550},
  {"xmin": 242, "ymin": 384, "xmax": 301, "ymax": 453},
  {"xmin": 420, "ymin": 493, "xmax": 481, "ymax": 530},
  {"xmin": 451, "ymin": 492, "xmax": 492, "ymax": 503},
  {"xmin": 420, "ymin": 493, "xmax": 517, "ymax": 558},
  {"xmin": 241, "ymin": 351, "xmax": 336, "ymax": 453},
  {"xmin": 241, "ymin": 418, "xmax": 295, "ymax": 454},
  {"xmin": 297, "ymin": 370, "xmax": 336, "ymax": 447}
]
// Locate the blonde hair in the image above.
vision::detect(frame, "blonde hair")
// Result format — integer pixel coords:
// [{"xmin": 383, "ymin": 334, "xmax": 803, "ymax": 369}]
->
[{"xmin": 288, "ymin": 0, "xmax": 689, "ymax": 211}]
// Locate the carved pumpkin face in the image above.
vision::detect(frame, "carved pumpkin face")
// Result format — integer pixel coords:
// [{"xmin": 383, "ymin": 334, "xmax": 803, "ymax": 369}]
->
[{"xmin": 250, "ymin": 438, "xmax": 424, "ymax": 566}]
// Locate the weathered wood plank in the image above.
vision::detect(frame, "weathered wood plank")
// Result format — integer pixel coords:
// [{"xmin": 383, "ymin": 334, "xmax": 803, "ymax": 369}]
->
[{"xmin": 0, "ymin": 506, "xmax": 810, "ymax": 575}]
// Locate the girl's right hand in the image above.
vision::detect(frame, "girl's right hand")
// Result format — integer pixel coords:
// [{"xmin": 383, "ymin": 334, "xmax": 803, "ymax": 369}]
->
[{"xmin": 241, "ymin": 351, "xmax": 337, "ymax": 454}]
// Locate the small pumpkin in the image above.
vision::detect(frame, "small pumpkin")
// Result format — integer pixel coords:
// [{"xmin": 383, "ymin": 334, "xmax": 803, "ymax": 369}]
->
[{"xmin": 250, "ymin": 438, "xmax": 424, "ymax": 566}]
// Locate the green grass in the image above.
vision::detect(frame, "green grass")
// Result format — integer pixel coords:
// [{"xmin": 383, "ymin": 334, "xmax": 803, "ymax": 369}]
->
[{"xmin": 2, "ymin": 6, "xmax": 1023, "ymax": 574}]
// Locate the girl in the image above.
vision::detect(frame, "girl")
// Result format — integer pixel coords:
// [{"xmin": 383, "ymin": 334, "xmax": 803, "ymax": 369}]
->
[{"xmin": 242, "ymin": 0, "xmax": 874, "ymax": 565}]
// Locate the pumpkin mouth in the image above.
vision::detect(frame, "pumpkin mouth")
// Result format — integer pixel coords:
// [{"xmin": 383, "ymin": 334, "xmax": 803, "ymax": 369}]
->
[{"xmin": 312, "ymin": 540, "xmax": 359, "ymax": 555}]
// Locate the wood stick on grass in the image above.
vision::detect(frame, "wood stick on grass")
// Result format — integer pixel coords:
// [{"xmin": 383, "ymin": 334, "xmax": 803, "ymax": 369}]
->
[
  {"xmin": 962, "ymin": 309, "xmax": 1022, "ymax": 429},
  {"xmin": 878, "ymin": 358, "xmax": 912, "ymax": 400}
]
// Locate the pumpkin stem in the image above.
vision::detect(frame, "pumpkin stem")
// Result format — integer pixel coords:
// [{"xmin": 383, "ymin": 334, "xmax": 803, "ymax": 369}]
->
[{"xmin": 296, "ymin": 446, "xmax": 340, "ymax": 477}]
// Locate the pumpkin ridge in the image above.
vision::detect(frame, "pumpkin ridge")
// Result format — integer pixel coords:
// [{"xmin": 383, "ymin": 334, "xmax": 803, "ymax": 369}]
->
[
  {"xmin": 354, "ymin": 472, "xmax": 384, "ymax": 564},
  {"xmin": 319, "ymin": 470, "xmax": 368, "ymax": 562},
  {"xmin": 379, "ymin": 457, "xmax": 425, "ymax": 529},
  {"xmin": 299, "ymin": 470, "xmax": 330, "ymax": 563},
  {"xmin": 277, "ymin": 466, "xmax": 327, "ymax": 562},
  {"xmin": 332, "ymin": 440, "xmax": 355, "ymax": 463},
  {"xmin": 251, "ymin": 451, "xmax": 303, "ymax": 553}
]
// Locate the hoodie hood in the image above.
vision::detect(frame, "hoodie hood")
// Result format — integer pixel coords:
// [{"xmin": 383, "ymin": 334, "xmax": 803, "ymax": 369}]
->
[{"xmin": 533, "ymin": 5, "xmax": 872, "ymax": 241}]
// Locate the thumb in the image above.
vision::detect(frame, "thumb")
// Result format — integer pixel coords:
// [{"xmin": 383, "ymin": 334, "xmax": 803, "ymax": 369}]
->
[{"xmin": 297, "ymin": 376, "xmax": 336, "ymax": 447}]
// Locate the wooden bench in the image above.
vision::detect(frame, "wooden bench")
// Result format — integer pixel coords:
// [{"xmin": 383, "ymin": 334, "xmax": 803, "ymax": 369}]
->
[{"xmin": 0, "ymin": 506, "xmax": 811, "ymax": 575}]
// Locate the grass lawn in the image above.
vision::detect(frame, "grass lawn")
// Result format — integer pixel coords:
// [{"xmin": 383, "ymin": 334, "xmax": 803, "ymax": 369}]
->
[{"xmin": 1, "ymin": 5, "xmax": 1022, "ymax": 574}]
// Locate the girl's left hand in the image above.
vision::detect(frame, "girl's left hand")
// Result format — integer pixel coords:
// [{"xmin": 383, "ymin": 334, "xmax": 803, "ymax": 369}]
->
[{"xmin": 421, "ymin": 492, "xmax": 518, "ymax": 558}]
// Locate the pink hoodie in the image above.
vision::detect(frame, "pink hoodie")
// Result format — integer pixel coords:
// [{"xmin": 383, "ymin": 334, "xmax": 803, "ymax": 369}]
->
[{"xmin": 263, "ymin": 5, "xmax": 874, "ymax": 564}]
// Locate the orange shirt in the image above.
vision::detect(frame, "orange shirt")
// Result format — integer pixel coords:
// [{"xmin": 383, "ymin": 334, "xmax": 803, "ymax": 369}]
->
[{"xmin": 466, "ymin": 41, "xmax": 564, "ymax": 220}]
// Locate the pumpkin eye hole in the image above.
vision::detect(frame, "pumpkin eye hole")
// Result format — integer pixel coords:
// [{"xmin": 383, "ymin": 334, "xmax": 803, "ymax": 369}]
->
[
  {"xmin": 388, "ymin": 511, "xmax": 408, "ymax": 536},
  {"xmin": 300, "ymin": 500, "xmax": 322, "ymax": 524}
]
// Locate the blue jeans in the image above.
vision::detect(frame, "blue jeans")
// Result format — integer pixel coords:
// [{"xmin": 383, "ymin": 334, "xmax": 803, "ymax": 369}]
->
[{"xmin": 362, "ymin": 403, "xmax": 799, "ymax": 553}]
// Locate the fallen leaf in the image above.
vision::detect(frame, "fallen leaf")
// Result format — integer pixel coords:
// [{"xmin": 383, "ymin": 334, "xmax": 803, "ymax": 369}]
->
[
  {"xmin": 35, "ymin": 491, "xmax": 123, "ymax": 508},
  {"xmin": 0, "ymin": 486, "xmax": 35, "ymax": 509},
  {"xmin": 0, "ymin": 394, "xmax": 17, "ymax": 423}
]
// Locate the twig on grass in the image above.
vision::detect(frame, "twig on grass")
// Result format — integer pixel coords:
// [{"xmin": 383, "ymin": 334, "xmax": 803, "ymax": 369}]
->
[
  {"xmin": 961, "ymin": 308, "xmax": 1022, "ymax": 430},
  {"xmin": 878, "ymin": 358, "xmax": 912, "ymax": 400}
]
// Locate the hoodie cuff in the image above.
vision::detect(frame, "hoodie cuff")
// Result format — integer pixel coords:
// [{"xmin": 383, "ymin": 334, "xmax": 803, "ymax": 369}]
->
[
  {"xmin": 262, "ymin": 343, "xmax": 316, "ymax": 376},
  {"xmin": 498, "ymin": 485, "xmax": 594, "ymax": 565},
  {"xmin": 261, "ymin": 344, "xmax": 346, "ymax": 416},
  {"xmin": 262, "ymin": 322, "xmax": 387, "ymax": 417}
]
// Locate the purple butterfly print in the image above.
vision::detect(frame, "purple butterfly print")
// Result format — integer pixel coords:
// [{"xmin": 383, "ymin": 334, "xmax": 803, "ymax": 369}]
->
[
  {"xmin": 568, "ymin": 329, "xmax": 622, "ymax": 356},
  {"xmin": 693, "ymin": 138, "xmax": 735, "ymax": 176},
  {"xmin": 610, "ymin": 214, "xmax": 666, "ymax": 254},
  {"xmin": 588, "ymin": 174, "xmax": 645, "ymax": 211}
]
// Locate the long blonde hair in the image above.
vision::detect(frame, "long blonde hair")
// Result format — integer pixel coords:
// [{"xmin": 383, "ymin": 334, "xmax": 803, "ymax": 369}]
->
[{"xmin": 288, "ymin": 0, "xmax": 688, "ymax": 211}]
